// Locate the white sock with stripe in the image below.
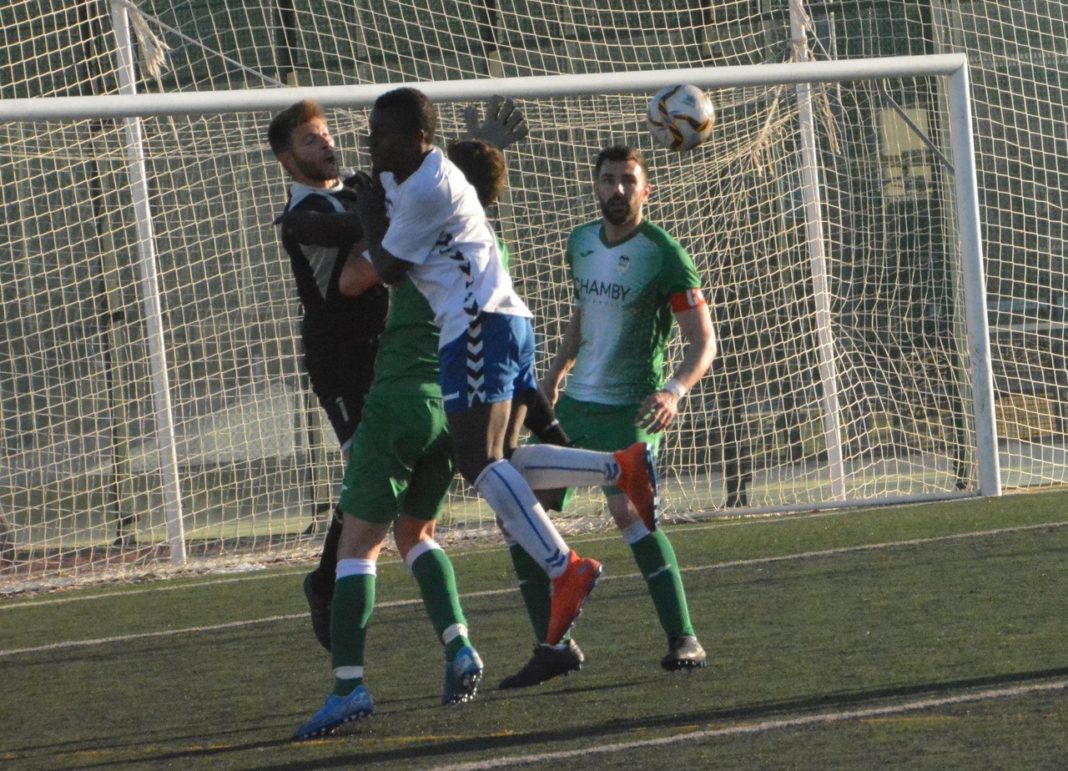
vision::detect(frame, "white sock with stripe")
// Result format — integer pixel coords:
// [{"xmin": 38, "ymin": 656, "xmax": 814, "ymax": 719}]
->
[
  {"xmin": 509, "ymin": 444, "xmax": 621, "ymax": 489},
  {"xmin": 474, "ymin": 459, "xmax": 570, "ymax": 578}
]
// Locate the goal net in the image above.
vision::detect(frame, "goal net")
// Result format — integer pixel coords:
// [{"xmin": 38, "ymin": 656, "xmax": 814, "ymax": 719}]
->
[{"xmin": 0, "ymin": 47, "xmax": 996, "ymax": 588}]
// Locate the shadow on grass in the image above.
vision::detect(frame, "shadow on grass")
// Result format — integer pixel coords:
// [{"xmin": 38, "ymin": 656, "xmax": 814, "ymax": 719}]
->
[{"xmin": 66, "ymin": 665, "xmax": 1068, "ymax": 769}]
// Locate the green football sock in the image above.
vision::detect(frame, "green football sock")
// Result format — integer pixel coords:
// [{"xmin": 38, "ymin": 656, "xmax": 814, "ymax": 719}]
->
[
  {"xmin": 330, "ymin": 573, "xmax": 375, "ymax": 695},
  {"xmin": 509, "ymin": 542, "xmax": 553, "ymax": 644},
  {"xmin": 410, "ymin": 546, "xmax": 470, "ymax": 660},
  {"xmin": 631, "ymin": 530, "xmax": 694, "ymax": 638}
]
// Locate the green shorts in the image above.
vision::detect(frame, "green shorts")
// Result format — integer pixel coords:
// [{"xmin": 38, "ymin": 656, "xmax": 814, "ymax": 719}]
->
[
  {"xmin": 338, "ymin": 390, "xmax": 454, "ymax": 524},
  {"xmin": 556, "ymin": 394, "xmax": 662, "ymax": 454},
  {"xmin": 553, "ymin": 394, "xmax": 662, "ymax": 505}
]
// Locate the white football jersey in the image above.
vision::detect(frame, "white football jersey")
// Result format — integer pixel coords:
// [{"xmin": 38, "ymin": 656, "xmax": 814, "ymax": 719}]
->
[{"xmin": 380, "ymin": 147, "xmax": 531, "ymax": 347}]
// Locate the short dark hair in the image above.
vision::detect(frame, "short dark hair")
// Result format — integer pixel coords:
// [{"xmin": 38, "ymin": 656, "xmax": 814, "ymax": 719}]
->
[
  {"xmin": 447, "ymin": 139, "xmax": 507, "ymax": 207},
  {"xmin": 594, "ymin": 145, "xmax": 649, "ymax": 179},
  {"xmin": 373, "ymin": 87, "xmax": 437, "ymax": 142},
  {"xmin": 267, "ymin": 99, "xmax": 324, "ymax": 157}
]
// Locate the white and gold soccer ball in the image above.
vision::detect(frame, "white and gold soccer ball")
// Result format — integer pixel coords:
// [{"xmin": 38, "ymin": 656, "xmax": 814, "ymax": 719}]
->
[{"xmin": 646, "ymin": 84, "xmax": 716, "ymax": 152}]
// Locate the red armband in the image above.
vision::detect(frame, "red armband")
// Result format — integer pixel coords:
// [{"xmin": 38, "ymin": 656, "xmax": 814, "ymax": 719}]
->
[{"xmin": 669, "ymin": 288, "xmax": 706, "ymax": 313}]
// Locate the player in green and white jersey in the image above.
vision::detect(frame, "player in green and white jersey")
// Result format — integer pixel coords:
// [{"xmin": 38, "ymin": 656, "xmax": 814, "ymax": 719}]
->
[
  {"xmin": 293, "ymin": 108, "xmax": 581, "ymax": 739},
  {"xmin": 291, "ymin": 104, "xmax": 525, "ymax": 741},
  {"xmin": 500, "ymin": 145, "xmax": 718, "ymax": 688}
]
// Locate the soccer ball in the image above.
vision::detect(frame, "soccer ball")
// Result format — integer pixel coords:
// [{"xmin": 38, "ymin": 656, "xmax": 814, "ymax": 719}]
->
[{"xmin": 646, "ymin": 84, "xmax": 716, "ymax": 152}]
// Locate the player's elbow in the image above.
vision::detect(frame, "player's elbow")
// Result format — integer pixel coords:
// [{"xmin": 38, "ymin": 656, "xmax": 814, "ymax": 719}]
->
[
  {"xmin": 377, "ymin": 261, "xmax": 408, "ymax": 285},
  {"xmin": 339, "ymin": 267, "xmax": 378, "ymax": 297},
  {"xmin": 367, "ymin": 247, "xmax": 410, "ymax": 286},
  {"xmin": 685, "ymin": 328, "xmax": 718, "ymax": 379}
]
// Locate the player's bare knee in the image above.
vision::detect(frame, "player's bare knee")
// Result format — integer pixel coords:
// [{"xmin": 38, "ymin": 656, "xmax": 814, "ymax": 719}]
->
[
  {"xmin": 338, "ymin": 517, "xmax": 390, "ymax": 561},
  {"xmin": 394, "ymin": 516, "xmax": 434, "ymax": 556}
]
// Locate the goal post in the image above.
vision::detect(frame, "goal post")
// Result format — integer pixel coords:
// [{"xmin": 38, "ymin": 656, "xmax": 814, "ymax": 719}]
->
[
  {"xmin": 0, "ymin": 54, "xmax": 998, "ymax": 587},
  {"xmin": 943, "ymin": 57, "xmax": 1001, "ymax": 500}
]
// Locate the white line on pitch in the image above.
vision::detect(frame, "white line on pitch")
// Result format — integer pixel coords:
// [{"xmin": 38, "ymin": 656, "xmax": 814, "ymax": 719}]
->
[
  {"xmin": 3, "ymin": 511, "xmax": 1064, "ymax": 611},
  {"xmin": 0, "ymin": 589, "xmax": 505, "ymax": 658},
  {"xmin": 0, "ymin": 519, "xmax": 1065, "ymax": 658},
  {"xmin": 430, "ymin": 679, "xmax": 1068, "ymax": 771}
]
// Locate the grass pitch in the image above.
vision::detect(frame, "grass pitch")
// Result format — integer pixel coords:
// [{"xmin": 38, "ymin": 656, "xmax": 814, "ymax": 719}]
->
[{"xmin": 2, "ymin": 490, "xmax": 1068, "ymax": 769}]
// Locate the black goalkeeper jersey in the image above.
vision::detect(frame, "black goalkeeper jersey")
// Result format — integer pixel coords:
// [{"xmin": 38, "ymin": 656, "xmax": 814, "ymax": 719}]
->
[{"xmin": 280, "ymin": 183, "xmax": 389, "ymax": 408}]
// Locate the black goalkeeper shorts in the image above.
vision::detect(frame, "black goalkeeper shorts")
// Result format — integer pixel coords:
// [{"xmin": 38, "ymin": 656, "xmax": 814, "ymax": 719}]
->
[{"xmin": 320, "ymin": 391, "xmax": 367, "ymax": 451}]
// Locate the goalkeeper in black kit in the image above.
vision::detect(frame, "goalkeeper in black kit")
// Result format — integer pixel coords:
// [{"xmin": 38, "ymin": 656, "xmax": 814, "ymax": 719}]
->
[{"xmin": 268, "ymin": 100, "xmax": 389, "ymax": 651}]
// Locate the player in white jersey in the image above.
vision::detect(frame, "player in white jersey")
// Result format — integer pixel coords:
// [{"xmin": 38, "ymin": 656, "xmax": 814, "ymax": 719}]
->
[
  {"xmin": 501, "ymin": 145, "xmax": 717, "ymax": 688},
  {"xmin": 286, "ymin": 99, "xmax": 533, "ymax": 741},
  {"xmin": 352, "ymin": 87, "xmax": 661, "ymax": 647}
]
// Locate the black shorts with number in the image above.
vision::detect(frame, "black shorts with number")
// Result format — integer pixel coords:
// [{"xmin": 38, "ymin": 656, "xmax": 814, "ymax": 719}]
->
[
  {"xmin": 301, "ymin": 318, "xmax": 381, "ymax": 450},
  {"xmin": 281, "ymin": 187, "xmax": 390, "ymax": 450}
]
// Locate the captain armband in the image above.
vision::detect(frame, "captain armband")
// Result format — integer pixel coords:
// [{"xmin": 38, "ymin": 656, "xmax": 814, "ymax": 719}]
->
[{"xmin": 669, "ymin": 288, "xmax": 707, "ymax": 313}]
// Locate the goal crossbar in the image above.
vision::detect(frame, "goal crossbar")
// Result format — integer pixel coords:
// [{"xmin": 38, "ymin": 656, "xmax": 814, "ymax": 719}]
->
[{"xmin": 1, "ymin": 54, "xmax": 969, "ymax": 120}]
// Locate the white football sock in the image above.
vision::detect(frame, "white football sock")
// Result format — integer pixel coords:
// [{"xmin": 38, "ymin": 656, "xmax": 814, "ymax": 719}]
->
[
  {"xmin": 336, "ymin": 558, "xmax": 377, "ymax": 579},
  {"xmin": 621, "ymin": 520, "xmax": 651, "ymax": 545},
  {"xmin": 509, "ymin": 444, "xmax": 621, "ymax": 489},
  {"xmin": 403, "ymin": 537, "xmax": 440, "ymax": 570},
  {"xmin": 474, "ymin": 459, "xmax": 570, "ymax": 578}
]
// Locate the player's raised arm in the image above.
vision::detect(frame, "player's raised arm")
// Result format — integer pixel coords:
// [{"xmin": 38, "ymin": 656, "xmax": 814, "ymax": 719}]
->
[
  {"xmin": 462, "ymin": 95, "xmax": 529, "ymax": 150},
  {"xmin": 274, "ymin": 206, "xmax": 363, "ymax": 247}
]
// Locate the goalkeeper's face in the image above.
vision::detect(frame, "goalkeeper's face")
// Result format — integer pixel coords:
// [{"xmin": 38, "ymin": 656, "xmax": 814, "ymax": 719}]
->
[
  {"xmin": 285, "ymin": 118, "xmax": 339, "ymax": 185},
  {"xmin": 595, "ymin": 159, "xmax": 650, "ymax": 227}
]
